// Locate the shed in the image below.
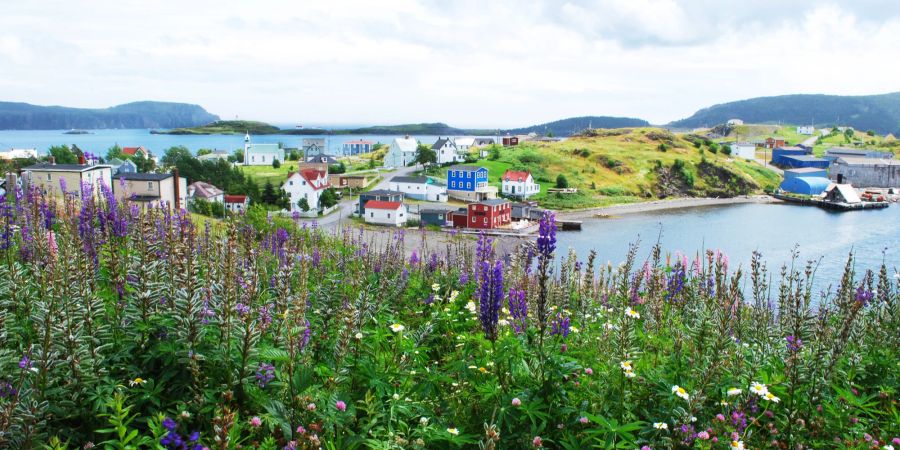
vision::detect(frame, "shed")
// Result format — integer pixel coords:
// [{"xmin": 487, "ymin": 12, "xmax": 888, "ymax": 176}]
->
[
  {"xmin": 779, "ymin": 177, "xmax": 832, "ymax": 195},
  {"xmin": 419, "ymin": 208, "xmax": 453, "ymax": 226}
]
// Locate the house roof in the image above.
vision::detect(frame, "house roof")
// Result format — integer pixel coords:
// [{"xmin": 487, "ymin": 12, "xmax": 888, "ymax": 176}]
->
[
  {"xmin": 365, "ymin": 200, "xmax": 403, "ymax": 210},
  {"xmin": 775, "ymin": 146, "xmax": 805, "ymax": 151},
  {"xmin": 391, "ymin": 176, "xmax": 430, "ymax": 184},
  {"xmin": 122, "ymin": 146, "xmax": 146, "ymax": 156},
  {"xmin": 306, "ymin": 155, "xmax": 340, "ymax": 164},
  {"xmin": 363, "ymin": 189, "xmax": 404, "ymax": 196},
  {"xmin": 23, "ymin": 163, "xmax": 110, "ymax": 172},
  {"xmin": 344, "ymin": 140, "xmax": 374, "ymax": 145},
  {"xmin": 454, "ymin": 137, "xmax": 475, "ymax": 147},
  {"xmin": 782, "ymin": 155, "xmax": 827, "ymax": 162},
  {"xmin": 113, "ymin": 172, "xmax": 173, "ymax": 181},
  {"xmin": 478, "ymin": 199, "xmax": 510, "ymax": 206},
  {"xmin": 826, "ymin": 147, "xmax": 871, "ymax": 156},
  {"xmin": 188, "ymin": 181, "xmax": 224, "ymax": 199},
  {"xmin": 473, "ymin": 138, "xmax": 495, "ymax": 145},
  {"xmin": 420, "ymin": 208, "xmax": 454, "ymax": 214},
  {"xmin": 834, "ymin": 156, "xmax": 900, "ymax": 166},
  {"xmin": 431, "ymin": 138, "xmax": 453, "ymax": 150},
  {"xmin": 825, "ymin": 184, "xmax": 862, "ymax": 203},
  {"xmin": 246, "ymin": 143, "xmax": 281, "ymax": 151},
  {"xmin": 450, "ymin": 165, "xmax": 485, "ymax": 172},
  {"xmin": 503, "ymin": 170, "xmax": 531, "ymax": 181},
  {"xmin": 286, "ymin": 169, "xmax": 330, "ymax": 191},
  {"xmin": 784, "ymin": 167, "xmax": 825, "ymax": 174},
  {"xmin": 224, "ymin": 194, "xmax": 248, "ymax": 203},
  {"xmin": 107, "ymin": 158, "xmax": 125, "ymax": 166},
  {"xmin": 392, "ymin": 137, "xmax": 418, "ymax": 152}
]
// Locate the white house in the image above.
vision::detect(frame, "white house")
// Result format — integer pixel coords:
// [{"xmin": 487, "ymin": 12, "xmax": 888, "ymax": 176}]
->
[
  {"xmin": 731, "ymin": 142, "xmax": 757, "ymax": 160},
  {"xmin": 501, "ymin": 170, "xmax": 540, "ymax": 199},
  {"xmin": 388, "ymin": 176, "xmax": 448, "ymax": 202},
  {"xmin": 797, "ymin": 126, "xmax": 815, "ymax": 135},
  {"xmin": 0, "ymin": 148, "xmax": 38, "ymax": 160},
  {"xmin": 453, "ymin": 137, "xmax": 475, "ymax": 153},
  {"xmin": 384, "ymin": 135, "xmax": 419, "ymax": 168},
  {"xmin": 433, "ymin": 137, "xmax": 465, "ymax": 164},
  {"xmin": 726, "ymin": 119, "xmax": 744, "ymax": 126},
  {"xmin": 363, "ymin": 200, "xmax": 407, "ymax": 226},
  {"xmin": 243, "ymin": 133, "xmax": 284, "ymax": 166},
  {"xmin": 224, "ymin": 195, "xmax": 249, "ymax": 213},
  {"xmin": 187, "ymin": 181, "xmax": 224, "ymax": 204},
  {"xmin": 283, "ymin": 168, "xmax": 330, "ymax": 212}
]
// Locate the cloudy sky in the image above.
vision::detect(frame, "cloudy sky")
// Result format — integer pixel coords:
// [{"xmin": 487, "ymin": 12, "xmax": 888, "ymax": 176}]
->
[{"xmin": 2, "ymin": 0, "xmax": 900, "ymax": 127}]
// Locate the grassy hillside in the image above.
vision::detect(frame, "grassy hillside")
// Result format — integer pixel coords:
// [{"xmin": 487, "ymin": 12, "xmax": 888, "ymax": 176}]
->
[
  {"xmin": 431, "ymin": 128, "xmax": 781, "ymax": 209},
  {"xmin": 157, "ymin": 120, "xmax": 281, "ymax": 135},
  {"xmin": 502, "ymin": 116, "xmax": 650, "ymax": 137},
  {"xmin": 711, "ymin": 123, "xmax": 895, "ymax": 157}
]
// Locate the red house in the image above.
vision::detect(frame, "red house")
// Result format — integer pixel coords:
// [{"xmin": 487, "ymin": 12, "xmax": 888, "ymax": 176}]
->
[
  {"xmin": 502, "ymin": 135, "xmax": 519, "ymax": 147},
  {"xmin": 450, "ymin": 199, "xmax": 511, "ymax": 229},
  {"xmin": 764, "ymin": 137, "xmax": 786, "ymax": 149}
]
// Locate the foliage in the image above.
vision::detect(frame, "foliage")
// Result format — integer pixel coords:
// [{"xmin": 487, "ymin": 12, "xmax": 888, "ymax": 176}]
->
[
  {"xmin": 48, "ymin": 144, "xmax": 78, "ymax": 164},
  {"xmin": 555, "ymin": 174, "xmax": 569, "ymax": 188},
  {"xmin": 0, "ymin": 186, "xmax": 897, "ymax": 449},
  {"xmin": 319, "ymin": 188, "xmax": 339, "ymax": 209},
  {"xmin": 272, "ymin": 159, "xmax": 281, "ymax": 169},
  {"xmin": 414, "ymin": 144, "xmax": 436, "ymax": 168},
  {"xmin": 188, "ymin": 198, "xmax": 225, "ymax": 218}
]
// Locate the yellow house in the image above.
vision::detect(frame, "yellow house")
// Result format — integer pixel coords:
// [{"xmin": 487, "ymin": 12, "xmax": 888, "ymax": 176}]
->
[
  {"xmin": 21, "ymin": 162, "xmax": 112, "ymax": 197},
  {"xmin": 112, "ymin": 172, "xmax": 188, "ymax": 209}
]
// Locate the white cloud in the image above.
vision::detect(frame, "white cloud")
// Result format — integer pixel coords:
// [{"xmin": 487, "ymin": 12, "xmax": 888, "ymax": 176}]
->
[{"xmin": 1, "ymin": 0, "xmax": 899, "ymax": 127}]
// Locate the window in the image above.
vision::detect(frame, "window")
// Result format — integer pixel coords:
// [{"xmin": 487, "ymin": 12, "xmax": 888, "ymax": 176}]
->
[
  {"xmin": 148, "ymin": 182, "xmax": 153, "ymax": 189},
  {"xmin": 47, "ymin": 173, "xmax": 51, "ymax": 181},
  {"xmin": 467, "ymin": 182, "xmax": 472, "ymax": 189},
  {"xmin": 370, "ymin": 212, "xmax": 374, "ymax": 217},
  {"xmin": 251, "ymin": 156, "xmax": 255, "ymax": 162},
  {"xmin": 289, "ymin": 181, "xmax": 293, "ymax": 186},
  {"xmin": 388, "ymin": 213, "xmax": 391, "ymax": 218}
]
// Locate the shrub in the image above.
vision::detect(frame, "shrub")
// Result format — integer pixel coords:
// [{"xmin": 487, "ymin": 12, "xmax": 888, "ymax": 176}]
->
[
  {"xmin": 272, "ymin": 159, "xmax": 281, "ymax": 169},
  {"xmin": 555, "ymin": 174, "xmax": 569, "ymax": 188}
]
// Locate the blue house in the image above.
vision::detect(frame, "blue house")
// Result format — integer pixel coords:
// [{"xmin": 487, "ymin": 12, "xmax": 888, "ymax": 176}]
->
[
  {"xmin": 771, "ymin": 146, "xmax": 811, "ymax": 166},
  {"xmin": 780, "ymin": 155, "xmax": 830, "ymax": 169},
  {"xmin": 447, "ymin": 165, "xmax": 496, "ymax": 201}
]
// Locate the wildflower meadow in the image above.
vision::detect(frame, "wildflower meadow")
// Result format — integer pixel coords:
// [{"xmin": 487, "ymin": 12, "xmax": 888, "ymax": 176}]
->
[{"xmin": 0, "ymin": 180, "xmax": 898, "ymax": 449}]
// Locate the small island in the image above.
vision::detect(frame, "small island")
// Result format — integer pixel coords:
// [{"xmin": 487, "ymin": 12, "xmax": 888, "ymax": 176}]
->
[{"xmin": 63, "ymin": 129, "xmax": 91, "ymax": 135}]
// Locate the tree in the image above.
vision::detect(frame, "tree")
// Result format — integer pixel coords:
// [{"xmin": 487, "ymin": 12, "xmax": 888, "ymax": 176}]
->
[
  {"xmin": 297, "ymin": 198, "xmax": 310, "ymax": 212},
  {"xmin": 196, "ymin": 149, "xmax": 213, "ymax": 157},
  {"xmin": 106, "ymin": 144, "xmax": 124, "ymax": 161},
  {"xmin": 132, "ymin": 152, "xmax": 155, "ymax": 173},
  {"xmin": 414, "ymin": 143, "xmax": 436, "ymax": 168},
  {"xmin": 555, "ymin": 174, "xmax": 569, "ymax": 189},
  {"xmin": 721, "ymin": 144, "xmax": 732, "ymax": 156},
  {"xmin": 234, "ymin": 149, "xmax": 245, "ymax": 164},
  {"xmin": 161, "ymin": 146, "xmax": 193, "ymax": 168},
  {"xmin": 272, "ymin": 159, "xmax": 281, "ymax": 169},
  {"xmin": 261, "ymin": 181, "xmax": 278, "ymax": 205},
  {"xmin": 319, "ymin": 188, "xmax": 339, "ymax": 208},
  {"xmin": 329, "ymin": 162, "xmax": 347, "ymax": 174},
  {"xmin": 488, "ymin": 145, "xmax": 501, "ymax": 161},
  {"xmin": 48, "ymin": 145, "xmax": 78, "ymax": 164}
]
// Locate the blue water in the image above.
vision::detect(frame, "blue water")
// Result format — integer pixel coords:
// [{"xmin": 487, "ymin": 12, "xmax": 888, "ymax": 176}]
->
[
  {"xmin": 557, "ymin": 203, "xmax": 899, "ymax": 292},
  {"xmin": 0, "ymin": 129, "xmax": 452, "ymax": 156}
]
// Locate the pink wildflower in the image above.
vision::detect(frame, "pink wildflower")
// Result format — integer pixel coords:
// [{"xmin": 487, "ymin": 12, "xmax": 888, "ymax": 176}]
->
[
  {"xmin": 532, "ymin": 436, "xmax": 543, "ymax": 448},
  {"xmin": 511, "ymin": 397, "xmax": 522, "ymax": 407},
  {"xmin": 335, "ymin": 400, "xmax": 347, "ymax": 411},
  {"xmin": 584, "ymin": 368, "xmax": 593, "ymax": 375},
  {"xmin": 579, "ymin": 416, "xmax": 588, "ymax": 424},
  {"xmin": 307, "ymin": 403, "xmax": 316, "ymax": 411},
  {"xmin": 249, "ymin": 416, "xmax": 262, "ymax": 427},
  {"xmin": 697, "ymin": 431, "xmax": 710, "ymax": 440}
]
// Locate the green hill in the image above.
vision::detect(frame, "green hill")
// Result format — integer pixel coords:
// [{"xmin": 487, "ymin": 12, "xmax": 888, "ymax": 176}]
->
[
  {"xmin": 670, "ymin": 92, "xmax": 900, "ymax": 135},
  {"xmin": 156, "ymin": 120, "xmax": 281, "ymax": 135},
  {"xmin": 502, "ymin": 116, "xmax": 650, "ymax": 137},
  {"xmin": 0, "ymin": 100, "xmax": 219, "ymax": 130}
]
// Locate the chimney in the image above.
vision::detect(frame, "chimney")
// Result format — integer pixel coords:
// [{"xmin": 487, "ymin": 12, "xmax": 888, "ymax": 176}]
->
[
  {"xmin": 78, "ymin": 154, "xmax": 85, "ymax": 165},
  {"xmin": 172, "ymin": 168, "xmax": 181, "ymax": 210},
  {"xmin": 49, "ymin": 156, "xmax": 56, "ymax": 165}
]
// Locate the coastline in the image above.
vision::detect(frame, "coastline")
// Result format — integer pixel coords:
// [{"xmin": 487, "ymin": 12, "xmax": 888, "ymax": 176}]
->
[{"xmin": 556, "ymin": 195, "xmax": 782, "ymax": 220}]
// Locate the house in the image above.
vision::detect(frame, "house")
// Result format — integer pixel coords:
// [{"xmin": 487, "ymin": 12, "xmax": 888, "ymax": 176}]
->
[
  {"xmin": 356, "ymin": 189, "xmax": 403, "ymax": 216},
  {"xmin": 283, "ymin": 169, "xmax": 330, "ymax": 212},
  {"xmin": 342, "ymin": 140, "xmax": 374, "ymax": 156},
  {"xmin": 501, "ymin": 170, "xmax": 540, "ymax": 199},
  {"xmin": 771, "ymin": 146, "xmax": 812, "ymax": 166},
  {"xmin": 122, "ymin": 146, "xmax": 150, "ymax": 159},
  {"xmin": 447, "ymin": 165, "xmax": 497, "ymax": 201},
  {"xmin": 731, "ymin": 142, "xmax": 757, "ymax": 160},
  {"xmin": 796, "ymin": 126, "xmax": 815, "ymax": 135},
  {"xmin": 303, "ymin": 139, "xmax": 327, "ymax": 157},
  {"xmin": 449, "ymin": 199, "xmax": 511, "ymax": 229},
  {"xmin": 823, "ymin": 147, "xmax": 894, "ymax": 161},
  {"xmin": 333, "ymin": 173, "xmax": 375, "ymax": 189},
  {"xmin": 243, "ymin": 134, "xmax": 284, "ymax": 166},
  {"xmin": 502, "ymin": 135, "xmax": 519, "ymax": 146},
  {"xmin": 779, "ymin": 168, "xmax": 831, "ymax": 195},
  {"xmin": 779, "ymin": 155, "xmax": 830, "ymax": 169},
  {"xmin": 187, "ymin": 181, "xmax": 224, "ymax": 204},
  {"xmin": 363, "ymin": 200, "xmax": 407, "ymax": 226},
  {"xmin": 473, "ymin": 138, "xmax": 496, "ymax": 147},
  {"xmin": 305, "ymin": 154, "xmax": 341, "ymax": 166},
  {"xmin": 389, "ymin": 176, "xmax": 448, "ymax": 201},
  {"xmin": 112, "ymin": 172, "xmax": 188, "ymax": 209},
  {"xmin": 384, "ymin": 135, "xmax": 418, "ymax": 167},
  {"xmin": 107, "ymin": 158, "xmax": 138, "ymax": 175},
  {"xmin": 829, "ymin": 157, "xmax": 900, "ymax": 188},
  {"xmin": 21, "ymin": 160, "xmax": 112, "ymax": 197},
  {"xmin": 197, "ymin": 150, "xmax": 231, "ymax": 162},
  {"xmin": 433, "ymin": 137, "xmax": 464, "ymax": 165},
  {"xmin": 453, "ymin": 137, "xmax": 475, "ymax": 153},
  {"xmin": 419, "ymin": 208, "xmax": 453, "ymax": 226},
  {"xmin": 823, "ymin": 183, "xmax": 862, "ymax": 204},
  {"xmin": 0, "ymin": 148, "xmax": 38, "ymax": 160},
  {"xmin": 764, "ymin": 137, "xmax": 787, "ymax": 149},
  {"xmin": 224, "ymin": 195, "xmax": 249, "ymax": 213},
  {"xmin": 511, "ymin": 202, "xmax": 544, "ymax": 221},
  {"xmin": 726, "ymin": 119, "xmax": 744, "ymax": 126}
]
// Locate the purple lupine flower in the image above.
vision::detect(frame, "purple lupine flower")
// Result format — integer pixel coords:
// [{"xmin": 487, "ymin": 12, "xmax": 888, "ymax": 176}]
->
[
  {"xmin": 0, "ymin": 379, "xmax": 17, "ymax": 398},
  {"xmin": 475, "ymin": 231, "xmax": 493, "ymax": 262},
  {"xmin": 256, "ymin": 362, "xmax": 276, "ymax": 387},
  {"xmin": 58, "ymin": 177, "xmax": 68, "ymax": 194},
  {"xmin": 400, "ymin": 268, "xmax": 409, "ymax": 282},
  {"xmin": 478, "ymin": 260, "xmax": 504, "ymax": 341},
  {"xmin": 424, "ymin": 294, "xmax": 434, "ymax": 305},
  {"xmin": 39, "ymin": 200, "xmax": 55, "ymax": 230},
  {"xmin": 258, "ymin": 304, "xmax": 274, "ymax": 330},
  {"xmin": 18, "ymin": 355, "xmax": 31, "ymax": 370},
  {"xmin": 0, "ymin": 196, "xmax": 12, "ymax": 251},
  {"xmin": 785, "ymin": 335, "xmax": 803, "ymax": 352},
  {"xmin": 427, "ymin": 253, "xmax": 438, "ymax": 272},
  {"xmin": 855, "ymin": 285, "xmax": 874, "ymax": 306},
  {"xmin": 311, "ymin": 248, "xmax": 320, "ymax": 267},
  {"xmin": 162, "ymin": 418, "xmax": 177, "ymax": 431},
  {"xmin": 409, "ymin": 250, "xmax": 419, "ymax": 266},
  {"xmin": 536, "ymin": 211, "xmax": 557, "ymax": 258},
  {"xmin": 508, "ymin": 288, "xmax": 527, "ymax": 334},
  {"xmin": 458, "ymin": 272, "xmax": 469, "ymax": 285},
  {"xmin": 665, "ymin": 265, "xmax": 686, "ymax": 303},
  {"xmin": 550, "ymin": 313, "xmax": 570, "ymax": 338},
  {"xmin": 298, "ymin": 319, "xmax": 311, "ymax": 351},
  {"xmin": 235, "ymin": 303, "xmax": 251, "ymax": 316}
]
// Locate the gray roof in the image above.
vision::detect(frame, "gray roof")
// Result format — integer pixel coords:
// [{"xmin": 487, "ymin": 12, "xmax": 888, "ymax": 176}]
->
[
  {"xmin": 825, "ymin": 147, "xmax": 867, "ymax": 155},
  {"xmin": 420, "ymin": 208, "xmax": 454, "ymax": 214},
  {"xmin": 362, "ymin": 189, "xmax": 403, "ymax": 196},
  {"xmin": 480, "ymin": 199, "xmax": 510, "ymax": 206},
  {"xmin": 450, "ymin": 165, "xmax": 485, "ymax": 172},
  {"xmin": 113, "ymin": 172, "xmax": 173, "ymax": 181},
  {"xmin": 474, "ymin": 138, "xmax": 495, "ymax": 145},
  {"xmin": 431, "ymin": 137, "xmax": 453, "ymax": 150},
  {"xmin": 391, "ymin": 176, "xmax": 430, "ymax": 184},
  {"xmin": 23, "ymin": 163, "xmax": 110, "ymax": 172},
  {"xmin": 306, "ymin": 155, "xmax": 340, "ymax": 164},
  {"xmin": 782, "ymin": 155, "xmax": 827, "ymax": 162}
]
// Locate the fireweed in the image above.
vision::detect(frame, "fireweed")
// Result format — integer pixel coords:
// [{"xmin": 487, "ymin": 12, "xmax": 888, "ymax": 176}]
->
[{"xmin": 0, "ymin": 189, "xmax": 896, "ymax": 449}]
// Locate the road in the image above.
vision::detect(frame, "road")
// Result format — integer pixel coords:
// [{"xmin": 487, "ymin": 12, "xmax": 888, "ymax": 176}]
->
[{"xmin": 293, "ymin": 164, "xmax": 420, "ymax": 228}]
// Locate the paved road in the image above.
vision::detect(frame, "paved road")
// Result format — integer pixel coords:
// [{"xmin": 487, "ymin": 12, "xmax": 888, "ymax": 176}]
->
[{"xmin": 293, "ymin": 164, "xmax": 420, "ymax": 228}]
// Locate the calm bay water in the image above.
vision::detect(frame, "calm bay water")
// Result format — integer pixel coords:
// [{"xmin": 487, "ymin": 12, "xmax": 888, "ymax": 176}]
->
[
  {"xmin": 0, "ymin": 128, "xmax": 448, "ymax": 156},
  {"xmin": 556, "ymin": 203, "xmax": 899, "ymax": 292}
]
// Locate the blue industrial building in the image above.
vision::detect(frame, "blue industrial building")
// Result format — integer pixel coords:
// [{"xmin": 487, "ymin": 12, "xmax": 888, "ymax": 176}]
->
[
  {"xmin": 780, "ymin": 168, "xmax": 831, "ymax": 195},
  {"xmin": 771, "ymin": 146, "xmax": 811, "ymax": 166},
  {"xmin": 779, "ymin": 155, "xmax": 830, "ymax": 169}
]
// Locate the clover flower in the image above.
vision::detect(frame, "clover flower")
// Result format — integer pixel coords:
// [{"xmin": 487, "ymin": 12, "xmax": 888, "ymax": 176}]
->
[
  {"xmin": 249, "ymin": 416, "xmax": 262, "ymax": 427},
  {"xmin": 511, "ymin": 397, "xmax": 522, "ymax": 406},
  {"xmin": 335, "ymin": 400, "xmax": 347, "ymax": 411}
]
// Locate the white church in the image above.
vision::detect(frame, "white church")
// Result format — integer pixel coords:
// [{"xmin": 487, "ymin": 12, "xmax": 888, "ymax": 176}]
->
[{"xmin": 242, "ymin": 133, "xmax": 285, "ymax": 166}]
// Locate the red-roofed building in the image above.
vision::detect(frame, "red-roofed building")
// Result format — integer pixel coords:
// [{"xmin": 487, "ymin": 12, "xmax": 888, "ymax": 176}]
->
[
  {"xmin": 224, "ymin": 194, "xmax": 249, "ymax": 213},
  {"xmin": 283, "ymin": 169, "xmax": 331, "ymax": 212},
  {"xmin": 122, "ymin": 146, "xmax": 150, "ymax": 159},
  {"xmin": 501, "ymin": 169, "xmax": 540, "ymax": 199},
  {"xmin": 363, "ymin": 200, "xmax": 407, "ymax": 226}
]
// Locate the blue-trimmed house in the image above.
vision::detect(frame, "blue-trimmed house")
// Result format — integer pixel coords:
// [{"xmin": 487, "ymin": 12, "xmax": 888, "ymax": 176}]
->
[{"xmin": 446, "ymin": 165, "xmax": 496, "ymax": 201}]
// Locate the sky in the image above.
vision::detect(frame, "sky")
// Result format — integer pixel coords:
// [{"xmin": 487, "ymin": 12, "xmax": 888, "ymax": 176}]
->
[{"xmin": 2, "ymin": 0, "xmax": 900, "ymax": 128}]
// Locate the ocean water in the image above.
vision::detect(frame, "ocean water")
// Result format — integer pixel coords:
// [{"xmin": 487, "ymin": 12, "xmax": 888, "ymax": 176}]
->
[{"xmin": 0, "ymin": 129, "xmax": 451, "ymax": 156}]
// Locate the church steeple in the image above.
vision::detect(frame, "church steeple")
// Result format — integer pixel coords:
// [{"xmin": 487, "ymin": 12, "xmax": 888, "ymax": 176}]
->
[{"xmin": 244, "ymin": 132, "xmax": 251, "ymax": 143}]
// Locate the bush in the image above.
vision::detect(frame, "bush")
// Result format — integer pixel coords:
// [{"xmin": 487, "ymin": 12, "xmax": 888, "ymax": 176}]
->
[
  {"xmin": 272, "ymin": 159, "xmax": 281, "ymax": 169},
  {"xmin": 555, "ymin": 174, "xmax": 569, "ymax": 188}
]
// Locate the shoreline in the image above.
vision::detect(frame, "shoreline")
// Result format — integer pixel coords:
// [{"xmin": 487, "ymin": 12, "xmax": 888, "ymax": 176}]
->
[{"xmin": 556, "ymin": 195, "xmax": 782, "ymax": 220}]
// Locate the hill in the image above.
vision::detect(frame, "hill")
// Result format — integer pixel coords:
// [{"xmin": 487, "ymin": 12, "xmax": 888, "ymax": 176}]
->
[
  {"xmin": 0, "ymin": 101, "xmax": 219, "ymax": 130},
  {"xmin": 155, "ymin": 120, "xmax": 282, "ymax": 135},
  {"xmin": 428, "ymin": 127, "xmax": 780, "ymax": 209},
  {"xmin": 501, "ymin": 116, "xmax": 650, "ymax": 137},
  {"xmin": 670, "ymin": 92, "xmax": 900, "ymax": 135}
]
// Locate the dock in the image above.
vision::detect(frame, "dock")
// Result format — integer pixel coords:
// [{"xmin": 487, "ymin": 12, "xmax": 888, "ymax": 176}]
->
[
  {"xmin": 773, "ymin": 193, "xmax": 890, "ymax": 211},
  {"xmin": 556, "ymin": 219, "xmax": 582, "ymax": 230}
]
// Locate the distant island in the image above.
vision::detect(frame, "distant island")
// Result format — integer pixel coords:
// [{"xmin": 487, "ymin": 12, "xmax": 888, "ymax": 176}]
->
[
  {"xmin": 669, "ymin": 92, "xmax": 900, "ymax": 135},
  {"xmin": 63, "ymin": 129, "xmax": 91, "ymax": 135},
  {"xmin": 0, "ymin": 100, "xmax": 220, "ymax": 130},
  {"xmin": 155, "ymin": 116, "xmax": 652, "ymax": 137}
]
